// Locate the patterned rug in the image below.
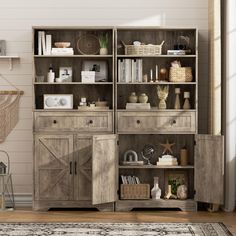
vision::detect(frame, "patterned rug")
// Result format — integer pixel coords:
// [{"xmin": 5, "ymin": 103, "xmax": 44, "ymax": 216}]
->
[{"xmin": 0, "ymin": 222, "xmax": 232, "ymax": 236}]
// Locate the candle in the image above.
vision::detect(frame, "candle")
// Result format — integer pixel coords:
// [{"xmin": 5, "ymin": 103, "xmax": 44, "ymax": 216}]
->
[
  {"xmin": 150, "ymin": 69, "xmax": 153, "ymax": 82},
  {"xmin": 156, "ymin": 65, "xmax": 158, "ymax": 80}
]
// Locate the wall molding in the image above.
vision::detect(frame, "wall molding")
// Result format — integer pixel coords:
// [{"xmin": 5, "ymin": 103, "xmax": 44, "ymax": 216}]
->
[{"xmin": 14, "ymin": 193, "xmax": 32, "ymax": 208}]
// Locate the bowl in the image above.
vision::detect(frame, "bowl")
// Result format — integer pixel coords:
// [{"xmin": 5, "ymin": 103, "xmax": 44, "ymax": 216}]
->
[
  {"xmin": 54, "ymin": 42, "xmax": 71, "ymax": 48},
  {"xmin": 95, "ymin": 101, "xmax": 108, "ymax": 107}
]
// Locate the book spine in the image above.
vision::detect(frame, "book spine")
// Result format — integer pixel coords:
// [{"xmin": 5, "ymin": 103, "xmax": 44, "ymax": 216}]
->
[
  {"xmin": 46, "ymin": 35, "xmax": 52, "ymax": 55},
  {"xmin": 38, "ymin": 31, "xmax": 42, "ymax": 55},
  {"xmin": 41, "ymin": 31, "xmax": 46, "ymax": 55}
]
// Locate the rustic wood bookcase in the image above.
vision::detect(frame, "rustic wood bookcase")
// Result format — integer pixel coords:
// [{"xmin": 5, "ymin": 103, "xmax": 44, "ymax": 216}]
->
[{"xmin": 33, "ymin": 26, "xmax": 224, "ymax": 211}]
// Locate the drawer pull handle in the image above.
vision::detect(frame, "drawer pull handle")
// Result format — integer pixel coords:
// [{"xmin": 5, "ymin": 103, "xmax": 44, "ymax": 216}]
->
[
  {"xmin": 171, "ymin": 119, "xmax": 177, "ymax": 125},
  {"xmin": 74, "ymin": 161, "xmax": 77, "ymax": 175},
  {"xmin": 89, "ymin": 120, "xmax": 93, "ymax": 124},
  {"xmin": 69, "ymin": 162, "xmax": 72, "ymax": 175},
  {"xmin": 53, "ymin": 120, "xmax": 57, "ymax": 124},
  {"xmin": 136, "ymin": 120, "xmax": 141, "ymax": 124}
]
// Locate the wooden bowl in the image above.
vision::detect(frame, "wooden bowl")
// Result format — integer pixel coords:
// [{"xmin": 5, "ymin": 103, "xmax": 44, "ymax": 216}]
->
[
  {"xmin": 95, "ymin": 101, "xmax": 108, "ymax": 107},
  {"xmin": 54, "ymin": 42, "xmax": 71, "ymax": 48}
]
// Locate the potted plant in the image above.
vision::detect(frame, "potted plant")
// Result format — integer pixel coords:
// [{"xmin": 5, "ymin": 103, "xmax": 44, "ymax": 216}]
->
[{"xmin": 99, "ymin": 33, "xmax": 109, "ymax": 55}]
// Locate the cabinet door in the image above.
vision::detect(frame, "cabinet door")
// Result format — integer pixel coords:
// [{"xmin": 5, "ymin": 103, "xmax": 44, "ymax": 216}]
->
[
  {"xmin": 74, "ymin": 135, "xmax": 92, "ymax": 201},
  {"xmin": 92, "ymin": 134, "xmax": 118, "ymax": 205},
  {"xmin": 194, "ymin": 134, "xmax": 224, "ymax": 204},
  {"xmin": 34, "ymin": 134, "xmax": 73, "ymax": 201}
]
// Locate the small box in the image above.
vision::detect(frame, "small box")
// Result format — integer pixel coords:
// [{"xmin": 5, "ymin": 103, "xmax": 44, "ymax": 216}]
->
[{"xmin": 81, "ymin": 71, "xmax": 95, "ymax": 83}]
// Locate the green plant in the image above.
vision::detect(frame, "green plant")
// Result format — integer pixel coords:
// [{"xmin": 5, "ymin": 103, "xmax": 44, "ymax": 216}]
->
[{"xmin": 99, "ymin": 33, "xmax": 109, "ymax": 48}]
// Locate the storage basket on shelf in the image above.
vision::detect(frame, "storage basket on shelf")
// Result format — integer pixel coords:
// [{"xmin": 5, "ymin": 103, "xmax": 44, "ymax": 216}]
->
[
  {"xmin": 120, "ymin": 184, "xmax": 150, "ymax": 200},
  {"xmin": 122, "ymin": 41, "xmax": 165, "ymax": 55},
  {"xmin": 169, "ymin": 67, "xmax": 193, "ymax": 82}
]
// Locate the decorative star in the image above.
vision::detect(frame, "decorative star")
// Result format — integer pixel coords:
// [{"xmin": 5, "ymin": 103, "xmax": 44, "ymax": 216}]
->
[{"xmin": 160, "ymin": 139, "xmax": 175, "ymax": 154}]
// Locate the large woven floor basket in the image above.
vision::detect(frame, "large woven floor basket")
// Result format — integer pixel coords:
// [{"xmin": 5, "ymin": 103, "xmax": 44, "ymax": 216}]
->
[{"xmin": 0, "ymin": 93, "xmax": 20, "ymax": 143}]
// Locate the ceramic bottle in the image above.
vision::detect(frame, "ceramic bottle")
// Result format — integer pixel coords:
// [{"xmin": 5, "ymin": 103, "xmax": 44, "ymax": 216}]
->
[{"xmin": 151, "ymin": 177, "xmax": 161, "ymax": 200}]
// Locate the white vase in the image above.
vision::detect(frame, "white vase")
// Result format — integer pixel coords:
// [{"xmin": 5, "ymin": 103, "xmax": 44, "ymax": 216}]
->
[
  {"xmin": 99, "ymin": 48, "xmax": 108, "ymax": 55},
  {"xmin": 151, "ymin": 177, "xmax": 161, "ymax": 200},
  {"xmin": 138, "ymin": 93, "xmax": 148, "ymax": 103}
]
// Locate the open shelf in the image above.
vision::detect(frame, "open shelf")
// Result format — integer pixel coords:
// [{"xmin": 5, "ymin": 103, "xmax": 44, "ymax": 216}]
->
[
  {"xmin": 117, "ymin": 55, "xmax": 197, "ymax": 58},
  {"xmin": 117, "ymin": 82, "xmax": 197, "ymax": 85},
  {"xmin": 34, "ymin": 82, "xmax": 113, "ymax": 85},
  {"xmin": 0, "ymin": 55, "xmax": 20, "ymax": 70},
  {"xmin": 34, "ymin": 55, "xmax": 113, "ymax": 58}
]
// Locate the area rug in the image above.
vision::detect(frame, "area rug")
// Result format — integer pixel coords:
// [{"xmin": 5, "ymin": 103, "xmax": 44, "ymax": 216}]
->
[{"xmin": 0, "ymin": 222, "xmax": 232, "ymax": 236}]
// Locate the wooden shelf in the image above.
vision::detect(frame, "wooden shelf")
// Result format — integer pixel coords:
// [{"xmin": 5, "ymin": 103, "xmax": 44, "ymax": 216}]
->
[
  {"xmin": 117, "ymin": 55, "xmax": 196, "ymax": 58},
  {"xmin": 0, "ymin": 55, "xmax": 20, "ymax": 70},
  {"xmin": 117, "ymin": 109, "xmax": 196, "ymax": 112},
  {"xmin": 34, "ymin": 82, "xmax": 113, "ymax": 85},
  {"xmin": 119, "ymin": 165, "xmax": 194, "ymax": 169},
  {"xmin": 34, "ymin": 109, "xmax": 114, "ymax": 112},
  {"xmin": 34, "ymin": 55, "xmax": 113, "ymax": 58},
  {"xmin": 117, "ymin": 82, "xmax": 196, "ymax": 85}
]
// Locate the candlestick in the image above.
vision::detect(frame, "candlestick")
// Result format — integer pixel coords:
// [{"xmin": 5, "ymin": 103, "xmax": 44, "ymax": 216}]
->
[
  {"xmin": 155, "ymin": 65, "xmax": 158, "ymax": 82},
  {"xmin": 150, "ymin": 69, "xmax": 153, "ymax": 82}
]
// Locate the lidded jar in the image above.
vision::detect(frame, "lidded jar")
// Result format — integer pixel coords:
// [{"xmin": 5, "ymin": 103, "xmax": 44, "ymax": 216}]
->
[{"xmin": 128, "ymin": 92, "xmax": 138, "ymax": 103}]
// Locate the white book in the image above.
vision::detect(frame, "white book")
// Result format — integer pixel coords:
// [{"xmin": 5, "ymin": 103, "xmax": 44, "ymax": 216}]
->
[
  {"xmin": 131, "ymin": 59, "xmax": 137, "ymax": 82},
  {"xmin": 41, "ymin": 31, "xmax": 46, "ymax": 55},
  {"xmin": 118, "ymin": 59, "xmax": 125, "ymax": 82},
  {"xmin": 135, "ymin": 177, "xmax": 140, "ymax": 184},
  {"xmin": 124, "ymin": 59, "xmax": 132, "ymax": 83},
  {"xmin": 138, "ymin": 59, "xmax": 143, "ymax": 82},
  {"xmin": 45, "ymin": 35, "xmax": 52, "ymax": 55},
  {"xmin": 38, "ymin": 31, "xmax": 42, "ymax": 55}
]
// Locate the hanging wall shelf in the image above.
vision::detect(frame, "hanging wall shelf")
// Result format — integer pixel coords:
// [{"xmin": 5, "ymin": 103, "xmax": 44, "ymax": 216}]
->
[{"xmin": 0, "ymin": 56, "xmax": 20, "ymax": 70}]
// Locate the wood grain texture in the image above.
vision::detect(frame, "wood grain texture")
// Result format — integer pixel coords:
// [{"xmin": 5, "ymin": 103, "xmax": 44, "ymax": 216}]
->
[
  {"xmin": 194, "ymin": 134, "xmax": 224, "ymax": 204},
  {"xmin": 92, "ymin": 134, "xmax": 118, "ymax": 205}
]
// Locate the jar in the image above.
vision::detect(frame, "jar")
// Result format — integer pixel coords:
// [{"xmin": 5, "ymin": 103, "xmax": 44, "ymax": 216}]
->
[
  {"xmin": 138, "ymin": 93, "xmax": 148, "ymax": 103},
  {"xmin": 128, "ymin": 92, "xmax": 138, "ymax": 103}
]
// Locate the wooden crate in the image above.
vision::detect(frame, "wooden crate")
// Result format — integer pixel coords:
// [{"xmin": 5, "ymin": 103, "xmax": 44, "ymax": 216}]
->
[{"xmin": 120, "ymin": 184, "xmax": 150, "ymax": 200}]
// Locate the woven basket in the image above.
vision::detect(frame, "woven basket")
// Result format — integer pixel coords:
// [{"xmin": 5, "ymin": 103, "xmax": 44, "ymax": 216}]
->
[
  {"xmin": 122, "ymin": 41, "xmax": 164, "ymax": 55},
  {"xmin": 120, "ymin": 184, "xmax": 150, "ymax": 200},
  {"xmin": 169, "ymin": 67, "xmax": 193, "ymax": 82}
]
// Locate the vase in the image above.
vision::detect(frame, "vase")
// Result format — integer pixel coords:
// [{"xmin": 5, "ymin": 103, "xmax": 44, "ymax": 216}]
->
[
  {"xmin": 99, "ymin": 48, "xmax": 108, "ymax": 55},
  {"xmin": 138, "ymin": 93, "xmax": 148, "ymax": 103},
  {"xmin": 151, "ymin": 177, "xmax": 161, "ymax": 200},
  {"xmin": 128, "ymin": 92, "xmax": 138, "ymax": 103},
  {"xmin": 177, "ymin": 184, "xmax": 188, "ymax": 200},
  {"xmin": 183, "ymin": 92, "xmax": 191, "ymax": 109},
  {"xmin": 174, "ymin": 88, "xmax": 181, "ymax": 109},
  {"xmin": 159, "ymin": 99, "xmax": 167, "ymax": 109}
]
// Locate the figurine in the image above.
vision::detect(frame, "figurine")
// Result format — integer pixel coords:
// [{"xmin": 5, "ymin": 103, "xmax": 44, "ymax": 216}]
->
[
  {"xmin": 164, "ymin": 184, "xmax": 177, "ymax": 199},
  {"xmin": 157, "ymin": 85, "xmax": 169, "ymax": 109}
]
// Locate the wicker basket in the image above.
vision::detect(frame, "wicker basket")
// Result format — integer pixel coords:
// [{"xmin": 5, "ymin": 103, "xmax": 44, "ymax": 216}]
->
[
  {"xmin": 120, "ymin": 184, "xmax": 150, "ymax": 200},
  {"xmin": 169, "ymin": 67, "xmax": 193, "ymax": 82},
  {"xmin": 122, "ymin": 41, "xmax": 164, "ymax": 55}
]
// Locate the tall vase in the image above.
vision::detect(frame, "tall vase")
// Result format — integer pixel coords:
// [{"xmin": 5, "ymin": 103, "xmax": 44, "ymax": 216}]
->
[{"xmin": 151, "ymin": 177, "xmax": 161, "ymax": 200}]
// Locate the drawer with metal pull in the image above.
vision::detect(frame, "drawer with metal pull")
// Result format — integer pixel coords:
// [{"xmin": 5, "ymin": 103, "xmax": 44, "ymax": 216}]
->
[
  {"xmin": 34, "ymin": 111, "xmax": 113, "ymax": 132},
  {"xmin": 117, "ymin": 111, "xmax": 196, "ymax": 133}
]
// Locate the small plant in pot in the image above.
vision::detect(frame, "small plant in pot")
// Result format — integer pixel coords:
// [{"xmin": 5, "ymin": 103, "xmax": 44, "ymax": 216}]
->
[{"xmin": 99, "ymin": 33, "xmax": 109, "ymax": 55}]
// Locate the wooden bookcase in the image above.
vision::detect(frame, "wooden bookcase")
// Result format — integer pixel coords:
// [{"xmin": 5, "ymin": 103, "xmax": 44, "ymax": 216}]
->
[{"xmin": 33, "ymin": 26, "xmax": 224, "ymax": 212}]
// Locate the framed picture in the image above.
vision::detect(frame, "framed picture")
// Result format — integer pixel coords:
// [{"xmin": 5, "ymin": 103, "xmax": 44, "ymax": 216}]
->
[
  {"xmin": 82, "ymin": 60, "xmax": 108, "ymax": 82},
  {"xmin": 164, "ymin": 171, "xmax": 188, "ymax": 195},
  {"xmin": 0, "ymin": 40, "xmax": 6, "ymax": 56},
  {"xmin": 59, "ymin": 67, "xmax": 72, "ymax": 82},
  {"xmin": 44, "ymin": 94, "xmax": 73, "ymax": 109}
]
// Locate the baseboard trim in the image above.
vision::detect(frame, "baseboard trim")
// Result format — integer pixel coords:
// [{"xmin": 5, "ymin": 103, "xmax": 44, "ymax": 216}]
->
[{"xmin": 14, "ymin": 194, "xmax": 32, "ymax": 208}]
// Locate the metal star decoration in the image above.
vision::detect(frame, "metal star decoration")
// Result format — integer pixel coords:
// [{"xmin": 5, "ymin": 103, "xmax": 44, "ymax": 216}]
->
[{"xmin": 160, "ymin": 139, "xmax": 175, "ymax": 154}]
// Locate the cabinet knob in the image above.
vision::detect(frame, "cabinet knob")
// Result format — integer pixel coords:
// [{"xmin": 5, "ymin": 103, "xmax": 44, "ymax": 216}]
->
[
  {"xmin": 89, "ymin": 120, "xmax": 93, "ymax": 124},
  {"xmin": 53, "ymin": 120, "xmax": 57, "ymax": 124},
  {"xmin": 171, "ymin": 119, "xmax": 176, "ymax": 125},
  {"xmin": 136, "ymin": 120, "xmax": 141, "ymax": 124}
]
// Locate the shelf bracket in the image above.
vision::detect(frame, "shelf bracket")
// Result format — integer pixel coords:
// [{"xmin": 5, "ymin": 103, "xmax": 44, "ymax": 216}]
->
[{"xmin": 9, "ymin": 58, "xmax": 13, "ymax": 70}]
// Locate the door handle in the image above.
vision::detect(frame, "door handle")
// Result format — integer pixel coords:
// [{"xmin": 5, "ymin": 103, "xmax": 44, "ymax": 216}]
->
[
  {"xmin": 74, "ymin": 161, "xmax": 77, "ymax": 175},
  {"xmin": 69, "ymin": 161, "xmax": 72, "ymax": 175}
]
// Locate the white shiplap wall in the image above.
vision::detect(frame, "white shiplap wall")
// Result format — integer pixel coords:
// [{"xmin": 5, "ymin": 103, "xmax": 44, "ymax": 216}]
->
[{"xmin": 0, "ymin": 0, "xmax": 208, "ymax": 205}]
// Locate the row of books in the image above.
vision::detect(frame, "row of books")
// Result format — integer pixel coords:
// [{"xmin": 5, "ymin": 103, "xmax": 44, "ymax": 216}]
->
[
  {"xmin": 118, "ymin": 59, "xmax": 143, "ymax": 83},
  {"xmin": 38, "ymin": 31, "xmax": 74, "ymax": 55},
  {"xmin": 120, "ymin": 175, "xmax": 141, "ymax": 184}
]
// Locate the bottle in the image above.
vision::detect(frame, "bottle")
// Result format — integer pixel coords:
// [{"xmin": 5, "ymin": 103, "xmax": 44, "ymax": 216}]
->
[
  {"xmin": 151, "ymin": 177, "xmax": 161, "ymax": 200},
  {"xmin": 47, "ymin": 64, "xmax": 55, "ymax": 83}
]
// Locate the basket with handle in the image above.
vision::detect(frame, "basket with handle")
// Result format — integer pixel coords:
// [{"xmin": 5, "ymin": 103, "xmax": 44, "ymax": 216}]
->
[
  {"xmin": 122, "ymin": 41, "xmax": 165, "ymax": 55},
  {"xmin": 169, "ymin": 67, "xmax": 193, "ymax": 82}
]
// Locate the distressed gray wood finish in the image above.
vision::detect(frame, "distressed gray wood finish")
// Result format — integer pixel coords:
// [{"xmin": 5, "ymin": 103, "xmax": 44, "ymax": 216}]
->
[
  {"xmin": 74, "ymin": 135, "xmax": 92, "ymax": 201},
  {"xmin": 92, "ymin": 134, "xmax": 118, "ymax": 205},
  {"xmin": 115, "ymin": 199, "xmax": 197, "ymax": 212},
  {"xmin": 194, "ymin": 135, "xmax": 224, "ymax": 204},
  {"xmin": 34, "ymin": 134, "xmax": 73, "ymax": 201},
  {"xmin": 35, "ymin": 111, "xmax": 113, "ymax": 133},
  {"xmin": 117, "ymin": 111, "xmax": 196, "ymax": 134}
]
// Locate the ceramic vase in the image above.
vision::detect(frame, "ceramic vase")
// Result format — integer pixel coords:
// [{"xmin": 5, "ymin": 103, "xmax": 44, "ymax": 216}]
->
[
  {"xmin": 177, "ymin": 184, "xmax": 188, "ymax": 200},
  {"xmin": 128, "ymin": 92, "xmax": 138, "ymax": 103},
  {"xmin": 99, "ymin": 48, "xmax": 108, "ymax": 55},
  {"xmin": 174, "ymin": 88, "xmax": 181, "ymax": 109},
  {"xmin": 138, "ymin": 93, "xmax": 148, "ymax": 103},
  {"xmin": 151, "ymin": 177, "xmax": 161, "ymax": 200},
  {"xmin": 183, "ymin": 92, "xmax": 191, "ymax": 109}
]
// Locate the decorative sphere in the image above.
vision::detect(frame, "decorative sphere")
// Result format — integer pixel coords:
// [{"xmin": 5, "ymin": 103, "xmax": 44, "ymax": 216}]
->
[{"xmin": 142, "ymin": 145, "xmax": 155, "ymax": 157}]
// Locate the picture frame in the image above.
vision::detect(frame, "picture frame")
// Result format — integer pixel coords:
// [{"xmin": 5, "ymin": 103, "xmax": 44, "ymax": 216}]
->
[
  {"xmin": 59, "ymin": 67, "xmax": 72, "ymax": 82},
  {"xmin": 43, "ymin": 94, "xmax": 73, "ymax": 109},
  {"xmin": 82, "ymin": 60, "xmax": 108, "ymax": 82},
  {"xmin": 164, "ymin": 171, "xmax": 188, "ymax": 195},
  {"xmin": 0, "ymin": 40, "xmax": 6, "ymax": 56}
]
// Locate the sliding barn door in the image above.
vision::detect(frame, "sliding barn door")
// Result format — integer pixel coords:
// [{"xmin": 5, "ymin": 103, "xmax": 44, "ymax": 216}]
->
[
  {"xmin": 92, "ymin": 134, "xmax": 118, "ymax": 205},
  {"xmin": 195, "ymin": 134, "xmax": 224, "ymax": 204}
]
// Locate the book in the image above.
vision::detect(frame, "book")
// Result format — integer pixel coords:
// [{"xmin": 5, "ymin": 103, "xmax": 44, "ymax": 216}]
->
[
  {"xmin": 126, "ymin": 103, "xmax": 151, "ymax": 110},
  {"xmin": 41, "ymin": 31, "xmax": 46, "ymax": 55},
  {"xmin": 51, "ymin": 48, "xmax": 74, "ymax": 55},
  {"xmin": 38, "ymin": 31, "xmax": 42, "ymax": 55},
  {"xmin": 45, "ymin": 35, "xmax": 52, "ymax": 55},
  {"xmin": 118, "ymin": 59, "xmax": 125, "ymax": 82},
  {"xmin": 124, "ymin": 59, "xmax": 132, "ymax": 83}
]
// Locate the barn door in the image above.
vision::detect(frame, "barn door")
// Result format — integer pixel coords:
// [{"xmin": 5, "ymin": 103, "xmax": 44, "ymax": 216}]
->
[
  {"xmin": 92, "ymin": 134, "xmax": 118, "ymax": 205},
  {"xmin": 195, "ymin": 134, "xmax": 224, "ymax": 204}
]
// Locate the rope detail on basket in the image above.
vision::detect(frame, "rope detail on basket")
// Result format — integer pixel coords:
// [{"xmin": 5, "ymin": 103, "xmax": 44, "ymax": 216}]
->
[{"xmin": 0, "ymin": 74, "xmax": 23, "ymax": 143}]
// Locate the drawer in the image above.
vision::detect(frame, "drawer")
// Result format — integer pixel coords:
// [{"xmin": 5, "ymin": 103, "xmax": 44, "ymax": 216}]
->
[
  {"xmin": 117, "ymin": 111, "xmax": 196, "ymax": 133},
  {"xmin": 35, "ymin": 112, "xmax": 113, "ymax": 132}
]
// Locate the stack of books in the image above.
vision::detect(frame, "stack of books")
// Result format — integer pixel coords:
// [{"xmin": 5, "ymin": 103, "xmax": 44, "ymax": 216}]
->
[
  {"xmin": 51, "ymin": 48, "xmax": 74, "ymax": 56},
  {"xmin": 156, "ymin": 154, "xmax": 178, "ymax": 166},
  {"xmin": 38, "ymin": 31, "xmax": 52, "ymax": 55},
  {"xmin": 126, "ymin": 103, "xmax": 151, "ymax": 110},
  {"xmin": 167, "ymin": 49, "xmax": 192, "ymax": 55},
  {"xmin": 118, "ymin": 59, "xmax": 142, "ymax": 83},
  {"xmin": 120, "ymin": 175, "xmax": 141, "ymax": 184}
]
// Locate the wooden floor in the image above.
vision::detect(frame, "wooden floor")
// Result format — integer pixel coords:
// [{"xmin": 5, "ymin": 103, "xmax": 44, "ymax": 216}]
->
[{"xmin": 0, "ymin": 209, "xmax": 235, "ymax": 235}]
